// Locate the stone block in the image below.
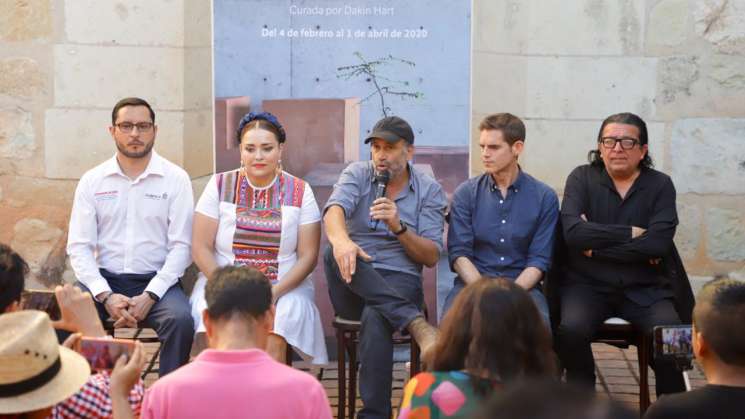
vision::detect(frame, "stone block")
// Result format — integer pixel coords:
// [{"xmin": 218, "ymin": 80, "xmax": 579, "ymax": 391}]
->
[
  {"xmin": 184, "ymin": 0, "xmax": 212, "ymax": 47},
  {"xmin": 472, "ymin": 54, "xmax": 527, "ymax": 116},
  {"xmin": 182, "ymin": 109, "xmax": 213, "ymax": 178},
  {"xmin": 183, "ymin": 48, "xmax": 212, "ymax": 110},
  {"xmin": 646, "ymin": 0, "xmax": 690, "ymax": 50},
  {"xmin": 526, "ymin": 56, "xmax": 657, "ymax": 119},
  {"xmin": 0, "ymin": 0, "xmax": 52, "ymax": 41},
  {"xmin": 263, "ymin": 98, "xmax": 361, "ymax": 179},
  {"xmin": 474, "ymin": 0, "xmax": 643, "ymax": 55},
  {"xmin": 656, "ymin": 54, "xmax": 745, "ymax": 118},
  {"xmin": 706, "ymin": 206, "xmax": 745, "ymax": 261},
  {"xmin": 44, "ymin": 109, "xmax": 188, "ymax": 179},
  {"xmin": 693, "ymin": 0, "xmax": 745, "ymax": 55},
  {"xmin": 0, "ymin": 58, "xmax": 45, "ymax": 99},
  {"xmin": 64, "ymin": 0, "xmax": 184, "ymax": 46},
  {"xmin": 214, "ymin": 97, "xmax": 250, "ymax": 173},
  {"xmin": 524, "ymin": 0, "xmax": 643, "ymax": 55},
  {"xmin": 54, "ymin": 45, "xmax": 184, "ymax": 109},
  {"xmin": 10, "ymin": 218, "xmax": 63, "ymax": 275},
  {"xmin": 675, "ymin": 202, "xmax": 702, "ymax": 259},
  {"xmin": 473, "ymin": 0, "xmax": 528, "ymax": 54},
  {"xmin": 520, "ymin": 119, "xmax": 666, "ymax": 191},
  {"xmin": 2, "ymin": 176, "xmax": 77, "ymax": 211},
  {"xmin": 0, "ymin": 108, "xmax": 36, "ymax": 160},
  {"xmin": 671, "ymin": 119, "xmax": 745, "ymax": 194}
]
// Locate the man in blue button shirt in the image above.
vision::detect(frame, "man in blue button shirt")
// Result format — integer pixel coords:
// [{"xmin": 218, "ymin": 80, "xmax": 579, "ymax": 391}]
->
[
  {"xmin": 445, "ymin": 113, "xmax": 559, "ymax": 326},
  {"xmin": 323, "ymin": 116, "xmax": 446, "ymax": 419}
]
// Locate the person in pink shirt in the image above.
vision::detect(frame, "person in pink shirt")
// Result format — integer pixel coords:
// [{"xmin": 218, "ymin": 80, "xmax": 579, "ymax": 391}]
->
[{"xmin": 131, "ymin": 265, "xmax": 332, "ymax": 419}]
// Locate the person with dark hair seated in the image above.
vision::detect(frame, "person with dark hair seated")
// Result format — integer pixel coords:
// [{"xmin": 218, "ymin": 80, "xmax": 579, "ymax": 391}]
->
[
  {"xmin": 135, "ymin": 265, "xmax": 332, "ymax": 419},
  {"xmin": 556, "ymin": 112, "xmax": 690, "ymax": 396},
  {"xmin": 475, "ymin": 379, "xmax": 636, "ymax": 419},
  {"xmin": 397, "ymin": 278, "xmax": 556, "ymax": 419},
  {"xmin": 0, "ymin": 243, "xmax": 27, "ymax": 314},
  {"xmin": 644, "ymin": 278, "xmax": 745, "ymax": 419}
]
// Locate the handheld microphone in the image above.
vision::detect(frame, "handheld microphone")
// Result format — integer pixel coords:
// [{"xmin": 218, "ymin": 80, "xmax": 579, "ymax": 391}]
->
[{"xmin": 369, "ymin": 170, "xmax": 390, "ymax": 231}]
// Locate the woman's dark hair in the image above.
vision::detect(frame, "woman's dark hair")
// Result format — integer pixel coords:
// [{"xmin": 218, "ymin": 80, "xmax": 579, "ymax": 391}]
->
[
  {"xmin": 235, "ymin": 112, "xmax": 286, "ymax": 145},
  {"xmin": 432, "ymin": 278, "xmax": 556, "ymax": 390},
  {"xmin": 588, "ymin": 112, "xmax": 653, "ymax": 169},
  {"xmin": 0, "ymin": 243, "xmax": 28, "ymax": 312}
]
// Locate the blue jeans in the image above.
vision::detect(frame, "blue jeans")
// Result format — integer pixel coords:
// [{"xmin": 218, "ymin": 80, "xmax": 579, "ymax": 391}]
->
[
  {"xmin": 324, "ymin": 246, "xmax": 423, "ymax": 419},
  {"xmin": 442, "ymin": 276, "xmax": 552, "ymax": 332}
]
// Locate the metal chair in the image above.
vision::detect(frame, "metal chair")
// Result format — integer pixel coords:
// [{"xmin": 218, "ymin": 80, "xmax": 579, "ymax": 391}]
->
[{"xmin": 332, "ymin": 316, "xmax": 422, "ymax": 419}]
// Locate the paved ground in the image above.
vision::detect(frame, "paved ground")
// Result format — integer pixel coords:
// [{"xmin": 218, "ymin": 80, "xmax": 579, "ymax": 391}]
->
[{"xmin": 128, "ymin": 326, "xmax": 704, "ymax": 418}]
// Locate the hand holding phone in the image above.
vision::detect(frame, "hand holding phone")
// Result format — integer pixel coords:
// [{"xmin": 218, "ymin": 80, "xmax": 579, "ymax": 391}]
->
[
  {"xmin": 76, "ymin": 337, "xmax": 136, "ymax": 371},
  {"xmin": 20, "ymin": 289, "xmax": 61, "ymax": 321}
]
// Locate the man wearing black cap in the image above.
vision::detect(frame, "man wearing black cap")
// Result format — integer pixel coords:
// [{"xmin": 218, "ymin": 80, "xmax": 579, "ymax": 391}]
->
[{"xmin": 323, "ymin": 116, "xmax": 447, "ymax": 418}]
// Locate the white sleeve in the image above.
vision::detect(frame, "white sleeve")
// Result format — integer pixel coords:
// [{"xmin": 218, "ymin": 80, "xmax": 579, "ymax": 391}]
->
[
  {"xmin": 195, "ymin": 174, "xmax": 220, "ymax": 220},
  {"xmin": 66, "ymin": 174, "xmax": 111, "ymax": 297},
  {"xmin": 146, "ymin": 170, "xmax": 194, "ymax": 298},
  {"xmin": 300, "ymin": 182, "xmax": 321, "ymax": 225}
]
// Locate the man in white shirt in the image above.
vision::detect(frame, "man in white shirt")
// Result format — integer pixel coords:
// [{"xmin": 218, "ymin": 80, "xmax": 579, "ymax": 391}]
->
[{"xmin": 67, "ymin": 97, "xmax": 194, "ymax": 375}]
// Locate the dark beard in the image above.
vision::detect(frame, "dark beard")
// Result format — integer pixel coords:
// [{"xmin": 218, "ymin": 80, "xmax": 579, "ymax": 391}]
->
[{"xmin": 117, "ymin": 140, "xmax": 154, "ymax": 159}]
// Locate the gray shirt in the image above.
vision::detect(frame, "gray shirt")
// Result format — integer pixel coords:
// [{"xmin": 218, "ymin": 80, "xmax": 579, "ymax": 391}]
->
[{"xmin": 324, "ymin": 161, "xmax": 447, "ymax": 277}]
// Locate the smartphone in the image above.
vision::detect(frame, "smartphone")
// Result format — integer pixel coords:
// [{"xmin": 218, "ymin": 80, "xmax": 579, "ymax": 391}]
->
[
  {"xmin": 653, "ymin": 325, "xmax": 693, "ymax": 359},
  {"xmin": 20, "ymin": 289, "xmax": 61, "ymax": 321},
  {"xmin": 77, "ymin": 337, "xmax": 135, "ymax": 371}
]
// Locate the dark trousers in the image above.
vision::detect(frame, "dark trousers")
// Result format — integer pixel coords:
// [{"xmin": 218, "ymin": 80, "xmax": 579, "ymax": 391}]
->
[
  {"xmin": 324, "ymin": 247, "xmax": 423, "ymax": 419},
  {"xmin": 77, "ymin": 269, "xmax": 194, "ymax": 376},
  {"xmin": 555, "ymin": 282, "xmax": 685, "ymax": 396}
]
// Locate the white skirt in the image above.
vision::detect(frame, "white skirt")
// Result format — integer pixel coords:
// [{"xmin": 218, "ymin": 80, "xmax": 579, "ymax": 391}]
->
[{"xmin": 190, "ymin": 273, "xmax": 329, "ymax": 365}]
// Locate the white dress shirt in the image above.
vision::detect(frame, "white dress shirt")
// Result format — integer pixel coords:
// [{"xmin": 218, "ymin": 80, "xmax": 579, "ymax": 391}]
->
[{"xmin": 67, "ymin": 151, "xmax": 194, "ymax": 298}]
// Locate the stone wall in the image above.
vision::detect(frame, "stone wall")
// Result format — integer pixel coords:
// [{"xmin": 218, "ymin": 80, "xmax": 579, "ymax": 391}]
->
[
  {"xmin": 0, "ymin": 1, "xmax": 213, "ymax": 288},
  {"xmin": 472, "ymin": 0, "xmax": 745, "ymax": 278}
]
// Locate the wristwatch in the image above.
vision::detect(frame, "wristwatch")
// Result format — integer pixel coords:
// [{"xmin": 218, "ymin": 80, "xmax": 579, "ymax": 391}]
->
[
  {"xmin": 394, "ymin": 220, "xmax": 408, "ymax": 236},
  {"xmin": 98, "ymin": 292, "xmax": 112, "ymax": 306},
  {"xmin": 145, "ymin": 291, "xmax": 160, "ymax": 302}
]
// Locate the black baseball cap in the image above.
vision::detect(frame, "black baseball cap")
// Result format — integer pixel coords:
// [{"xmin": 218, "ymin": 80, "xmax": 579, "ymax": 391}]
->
[{"xmin": 364, "ymin": 116, "xmax": 415, "ymax": 145}]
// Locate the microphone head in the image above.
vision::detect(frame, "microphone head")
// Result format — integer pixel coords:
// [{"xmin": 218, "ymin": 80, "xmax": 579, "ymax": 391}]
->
[{"xmin": 376, "ymin": 170, "xmax": 390, "ymax": 184}]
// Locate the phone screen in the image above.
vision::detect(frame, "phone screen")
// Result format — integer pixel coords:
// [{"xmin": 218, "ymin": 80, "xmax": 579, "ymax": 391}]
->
[
  {"xmin": 653, "ymin": 325, "xmax": 693, "ymax": 358},
  {"xmin": 77, "ymin": 337, "xmax": 135, "ymax": 371},
  {"xmin": 20, "ymin": 290, "xmax": 61, "ymax": 321}
]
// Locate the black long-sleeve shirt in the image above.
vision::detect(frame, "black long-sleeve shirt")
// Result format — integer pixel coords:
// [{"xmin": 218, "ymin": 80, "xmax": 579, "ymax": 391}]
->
[{"xmin": 560, "ymin": 164, "xmax": 678, "ymax": 304}]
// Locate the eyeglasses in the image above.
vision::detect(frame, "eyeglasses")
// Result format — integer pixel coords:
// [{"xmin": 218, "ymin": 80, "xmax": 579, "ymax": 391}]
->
[
  {"xmin": 115, "ymin": 122, "xmax": 154, "ymax": 133},
  {"xmin": 600, "ymin": 137, "xmax": 639, "ymax": 150}
]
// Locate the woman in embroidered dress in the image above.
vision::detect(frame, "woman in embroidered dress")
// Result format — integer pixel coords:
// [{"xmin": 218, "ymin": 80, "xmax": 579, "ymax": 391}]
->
[
  {"xmin": 190, "ymin": 112, "xmax": 328, "ymax": 365},
  {"xmin": 397, "ymin": 278, "xmax": 556, "ymax": 419}
]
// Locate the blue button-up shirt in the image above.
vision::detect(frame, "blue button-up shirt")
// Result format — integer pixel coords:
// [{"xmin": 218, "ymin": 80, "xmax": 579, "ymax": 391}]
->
[
  {"xmin": 447, "ymin": 170, "xmax": 559, "ymax": 279},
  {"xmin": 324, "ymin": 161, "xmax": 447, "ymax": 277}
]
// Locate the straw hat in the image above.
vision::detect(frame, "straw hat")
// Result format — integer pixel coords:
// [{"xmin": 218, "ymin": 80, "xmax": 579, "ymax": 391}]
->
[{"xmin": 0, "ymin": 311, "xmax": 90, "ymax": 414}]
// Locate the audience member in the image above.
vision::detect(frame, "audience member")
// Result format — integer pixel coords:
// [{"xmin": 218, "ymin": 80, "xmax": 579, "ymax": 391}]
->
[
  {"xmin": 475, "ymin": 379, "xmax": 636, "ymax": 419},
  {"xmin": 644, "ymin": 278, "xmax": 745, "ymax": 419},
  {"xmin": 190, "ymin": 111, "xmax": 327, "ymax": 364},
  {"xmin": 324, "ymin": 115, "xmax": 445, "ymax": 418},
  {"xmin": 0, "ymin": 243, "xmax": 26, "ymax": 313},
  {"xmin": 0, "ymin": 244, "xmax": 144, "ymax": 418},
  {"xmin": 398, "ymin": 278, "xmax": 556, "ymax": 419},
  {"xmin": 556, "ymin": 112, "xmax": 691, "ymax": 396},
  {"xmin": 67, "ymin": 97, "xmax": 194, "ymax": 376},
  {"xmin": 0, "ymin": 311, "xmax": 90, "ymax": 418},
  {"xmin": 446, "ymin": 113, "xmax": 559, "ymax": 327},
  {"xmin": 134, "ymin": 266, "xmax": 332, "ymax": 419}
]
